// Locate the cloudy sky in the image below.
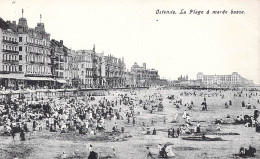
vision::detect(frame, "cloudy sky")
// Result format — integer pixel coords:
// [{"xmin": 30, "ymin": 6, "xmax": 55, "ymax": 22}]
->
[{"xmin": 0, "ymin": 0, "xmax": 259, "ymax": 83}]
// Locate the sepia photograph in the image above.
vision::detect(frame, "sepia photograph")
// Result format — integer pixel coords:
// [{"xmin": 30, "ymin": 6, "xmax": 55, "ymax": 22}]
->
[{"xmin": 0, "ymin": 0, "xmax": 260, "ymax": 158}]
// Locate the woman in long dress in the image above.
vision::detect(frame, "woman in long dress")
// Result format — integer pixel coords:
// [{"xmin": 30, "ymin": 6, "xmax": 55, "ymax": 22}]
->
[
  {"xmin": 174, "ymin": 110, "xmax": 178, "ymax": 121},
  {"xmin": 166, "ymin": 145, "xmax": 175, "ymax": 157},
  {"xmin": 182, "ymin": 110, "xmax": 187, "ymax": 119}
]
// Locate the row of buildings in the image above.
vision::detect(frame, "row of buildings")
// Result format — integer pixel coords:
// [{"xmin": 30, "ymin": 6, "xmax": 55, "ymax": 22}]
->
[
  {"xmin": 171, "ymin": 72, "xmax": 254, "ymax": 87},
  {"xmin": 196, "ymin": 72, "xmax": 254, "ymax": 86},
  {"xmin": 0, "ymin": 15, "xmax": 162, "ymax": 90}
]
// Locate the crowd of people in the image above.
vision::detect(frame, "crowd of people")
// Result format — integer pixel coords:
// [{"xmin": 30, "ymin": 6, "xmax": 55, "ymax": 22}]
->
[{"xmin": 0, "ymin": 86, "xmax": 260, "ymax": 158}]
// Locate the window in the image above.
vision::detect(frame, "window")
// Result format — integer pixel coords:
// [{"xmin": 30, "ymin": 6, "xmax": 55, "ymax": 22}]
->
[
  {"xmin": 19, "ymin": 55, "xmax": 22, "ymax": 60},
  {"xmin": 19, "ymin": 37, "xmax": 22, "ymax": 42},
  {"xmin": 19, "ymin": 46, "xmax": 22, "ymax": 51},
  {"xmin": 19, "ymin": 65, "xmax": 22, "ymax": 71}
]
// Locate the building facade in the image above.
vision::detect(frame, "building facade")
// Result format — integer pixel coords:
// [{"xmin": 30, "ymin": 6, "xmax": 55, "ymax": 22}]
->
[
  {"xmin": 0, "ymin": 18, "xmax": 21, "ymax": 90},
  {"xmin": 128, "ymin": 62, "xmax": 160, "ymax": 86},
  {"xmin": 50, "ymin": 39, "xmax": 69, "ymax": 87},
  {"xmin": 0, "ymin": 16, "xmax": 53, "ymax": 90},
  {"xmin": 104, "ymin": 55, "xmax": 126, "ymax": 87},
  {"xmin": 197, "ymin": 72, "xmax": 254, "ymax": 86},
  {"xmin": 0, "ymin": 15, "xmax": 161, "ymax": 90},
  {"xmin": 77, "ymin": 49, "xmax": 93, "ymax": 88}
]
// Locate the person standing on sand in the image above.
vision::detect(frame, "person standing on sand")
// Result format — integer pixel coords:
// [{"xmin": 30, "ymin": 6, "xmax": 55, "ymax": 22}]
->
[
  {"xmin": 182, "ymin": 110, "xmax": 187, "ymax": 119},
  {"xmin": 11, "ymin": 127, "xmax": 15, "ymax": 140},
  {"xmin": 133, "ymin": 117, "xmax": 136, "ymax": 126},
  {"xmin": 146, "ymin": 147, "xmax": 155, "ymax": 159},
  {"xmin": 158, "ymin": 144, "xmax": 162, "ymax": 153},
  {"xmin": 174, "ymin": 110, "xmax": 179, "ymax": 121},
  {"xmin": 20, "ymin": 129, "xmax": 25, "ymax": 141},
  {"xmin": 112, "ymin": 147, "xmax": 116, "ymax": 157}
]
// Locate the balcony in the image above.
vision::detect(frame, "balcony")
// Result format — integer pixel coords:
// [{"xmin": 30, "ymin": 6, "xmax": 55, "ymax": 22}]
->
[
  {"xmin": 2, "ymin": 40, "xmax": 18, "ymax": 45},
  {"xmin": 0, "ymin": 71, "xmax": 23, "ymax": 74},
  {"xmin": 29, "ymin": 51, "xmax": 41, "ymax": 55},
  {"xmin": 2, "ymin": 49, "xmax": 19, "ymax": 54},
  {"xmin": 85, "ymin": 75, "xmax": 93, "ymax": 78},
  {"xmin": 2, "ymin": 59, "xmax": 19, "ymax": 64}
]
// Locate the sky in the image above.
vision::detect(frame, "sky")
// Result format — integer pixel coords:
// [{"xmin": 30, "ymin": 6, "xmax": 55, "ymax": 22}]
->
[{"xmin": 0, "ymin": 0, "xmax": 259, "ymax": 84}]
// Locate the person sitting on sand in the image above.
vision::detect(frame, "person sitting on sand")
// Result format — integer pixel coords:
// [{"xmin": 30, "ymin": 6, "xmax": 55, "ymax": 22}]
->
[
  {"xmin": 246, "ymin": 103, "xmax": 251, "ymax": 109},
  {"xmin": 180, "ymin": 125, "xmax": 186, "ymax": 134},
  {"xmin": 121, "ymin": 126, "xmax": 125, "ymax": 133},
  {"xmin": 225, "ymin": 102, "xmax": 228, "ymax": 108},
  {"xmin": 61, "ymin": 151, "xmax": 67, "ymax": 159},
  {"xmin": 159, "ymin": 145, "xmax": 167, "ymax": 158},
  {"xmin": 142, "ymin": 126, "xmax": 147, "ymax": 135},
  {"xmin": 165, "ymin": 145, "xmax": 175, "ymax": 157},
  {"xmin": 186, "ymin": 114, "xmax": 191, "ymax": 124},
  {"xmin": 23, "ymin": 123, "xmax": 29, "ymax": 132},
  {"xmin": 13, "ymin": 155, "xmax": 19, "ymax": 159},
  {"xmin": 202, "ymin": 134, "xmax": 206, "ymax": 140},
  {"xmin": 216, "ymin": 123, "xmax": 221, "ymax": 131},
  {"xmin": 50, "ymin": 124, "xmax": 56, "ymax": 132},
  {"xmin": 146, "ymin": 125, "xmax": 151, "ymax": 135},
  {"xmin": 168, "ymin": 129, "xmax": 171, "ymax": 138},
  {"xmin": 88, "ymin": 151, "xmax": 98, "ymax": 159},
  {"xmin": 239, "ymin": 145, "xmax": 256, "ymax": 157}
]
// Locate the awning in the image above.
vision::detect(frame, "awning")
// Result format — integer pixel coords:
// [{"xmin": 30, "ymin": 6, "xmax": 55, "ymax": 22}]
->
[
  {"xmin": 12, "ymin": 90, "xmax": 29, "ymax": 94},
  {"xmin": 25, "ymin": 89, "xmax": 36, "ymax": 93},
  {"xmin": 27, "ymin": 77, "xmax": 53, "ymax": 81},
  {"xmin": 48, "ymin": 89, "xmax": 58, "ymax": 92},
  {"xmin": 57, "ymin": 79, "xmax": 67, "ymax": 84},
  {"xmin": 0, "ymin": 74, "xmax": 29, "ymax": 80},
  {"xmin": 0, "ymin": 90, "xmax": 11, "ymax": 94}
]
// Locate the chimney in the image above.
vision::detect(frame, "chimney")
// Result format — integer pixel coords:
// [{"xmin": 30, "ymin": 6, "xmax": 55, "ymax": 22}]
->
[
  {"xmin": 143, "ymin": 63, "xmax": 146, "ymax": 69},
  {"xmin": 12, "ymin": 21, "xmax": 16, "ymax": 25},
  {"xmin": 60, "ymin": 40, "xmax": 63, "ymax": 45}
]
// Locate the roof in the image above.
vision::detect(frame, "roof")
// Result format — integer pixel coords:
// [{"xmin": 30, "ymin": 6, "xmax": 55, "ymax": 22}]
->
[{"xmin": 0, "ymin": 17, "xmax": 10, "ymax": 30}]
